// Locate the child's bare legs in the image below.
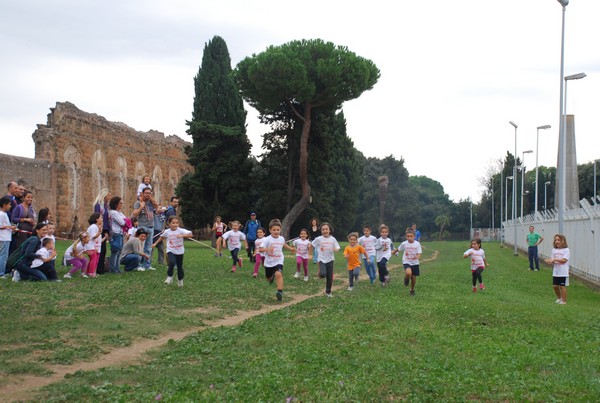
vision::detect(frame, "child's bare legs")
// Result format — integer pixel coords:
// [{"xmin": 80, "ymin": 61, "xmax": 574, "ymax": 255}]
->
[
  {"xmin": 554, "ymin": 285, "xmax": 567, "ymax": 302},
  {"xmin": 274, "ymin": 270, "xmax": 284, "ymax": 290}
]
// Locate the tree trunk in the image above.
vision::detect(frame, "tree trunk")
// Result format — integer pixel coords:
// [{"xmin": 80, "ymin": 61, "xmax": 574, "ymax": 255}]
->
[
  {"xmin": 378, "ymin": 176, "xmax": 389, "ymax": 227},
  {"xmin": 281, "ymin": 104, "xmax": 312, "ymax": 239}
]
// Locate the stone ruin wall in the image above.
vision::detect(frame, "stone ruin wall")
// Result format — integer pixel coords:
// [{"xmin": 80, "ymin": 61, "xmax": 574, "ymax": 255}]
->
[{"xmin": 1, "ymin": 101, "xmax": 192, "ymax": 236}]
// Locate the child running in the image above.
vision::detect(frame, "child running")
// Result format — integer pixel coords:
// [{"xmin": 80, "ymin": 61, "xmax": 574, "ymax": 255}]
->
[
  {"xmin": 374, "ymin": 224, "xmax": 393, "ymax": 287},
  {"xmin": 343, "ymin": 232, "xmax": 367, "ymax": 291},
  {"xmin": 153, "ymin": 216, "xmax": 193, "ymax": 287},
  {"xmin": 293, "ymin": 229, "xmax": 311, "ymax": 281},
  {"xmin": 312, "ymin": 222, "xmax": 340, "ymax": 297},
  {"xmin": 545, "ymin": 234, "xmax": 570, "ymax": 305},
  {"xmin": 463, "ymin": 238, "xmax": 489, "ymax": 292},
  {"xmin": 258, "ymin": 219, "xmax": 295, "ymax": 302},
  {"xmin": 358, "ymin": 225, "xmax": 377, "ymax": 285},
  {"xmin": 395, "ymin": 228, "xmax": 422, "ymax": 296},
  {"xmin": 221, "ymin": 221, "xmax": 248, "ymax": 273},
  {"xmin": 252, "ymin": 227, "xmax": 266, "ymax": 278}
]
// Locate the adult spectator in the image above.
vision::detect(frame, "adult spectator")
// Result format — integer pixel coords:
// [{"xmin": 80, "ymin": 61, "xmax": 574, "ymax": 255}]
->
[
  {"xmin": 243, "ymin": 212, "xmax": 261, "ymax": 263},
  {"xmin": 5, "ymin": 182, "xmax": 20, "ymax": 217},
  {"xmin": 164, "ymin": 196, "xmax": 179, "ymax": 222},
  {"xmin": 411, "ymin": 223, "xmax": 421, "ymax": 242},
  {"xmin": 108, "ymin": 196, "xmax": 127, "ymax": 274},
  {"xmin": 14, "ymin": 223, "xmax": 52, "ymax": 281},
  {"xmin": 37, "ymin": 207, "xmax": 51, "ymax": 225},
  {"xmin": 526, "ymin": 225, "xmax": 544, "ymax": 271},
  {"xmin": 11, "ymin": 190, "xmax": 36, "ymax": 248},
  {"xmin": 93, "ymin": 188, "xmax": 112, "ymax": 274},
  {"xmin": 132, "ymin": 187, "xmax": 157, "ymax": 270},
  {"xmin": 121, "ymin": 228, "xmax": 150, "ymax": 271},
  {"xmin": 309, "ymin": 218, "xmax": 321, "ymax": 264}
]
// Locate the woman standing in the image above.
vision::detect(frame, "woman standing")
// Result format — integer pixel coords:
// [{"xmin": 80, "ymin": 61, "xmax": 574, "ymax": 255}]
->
[
  {"xmin": 108, "ymin": 196, "xmax": 126, "ymax": 274},
  {"xmin": 93, "ymin": 188, "xmax": 111, "ymax": 274},
  {"xmin": 309, "ymin": 218, "xmax": 321, "ymax": 264},
  {"xmin": 11, "ymin": 190, "xmax": 36, "ymax": 249}
]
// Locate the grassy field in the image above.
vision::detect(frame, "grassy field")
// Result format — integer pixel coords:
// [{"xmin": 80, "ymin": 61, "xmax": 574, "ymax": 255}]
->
[{"xmin": 1, "ymin": 239, "xmax": 599, "ymax": 401}]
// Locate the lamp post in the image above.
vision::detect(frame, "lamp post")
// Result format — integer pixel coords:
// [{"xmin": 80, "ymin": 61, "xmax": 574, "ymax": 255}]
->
[
  {"xmin": 505, "ymin": 175, "xmax": 513, "ymax": 222},
  {"xmin": 556, "ymin": 0, "xmax": 568, "ymax": 234},
  {"xmin": 509, "ymin": 121, "xmax": 518, "ymax": 255},
  {"xmin": 545, "ymin": 181, "xmax": 551, "ymax": 212},
  {"xmin": 559, "ymin": 72, "xmax": 586, "ymax": 231},
  {"xmin": 535, "ymin": 125, "xmax": 551, "ymax": 216},
  {"xmin": 521, "ymin": 150, "xmax": 533, "ymax": 220}
]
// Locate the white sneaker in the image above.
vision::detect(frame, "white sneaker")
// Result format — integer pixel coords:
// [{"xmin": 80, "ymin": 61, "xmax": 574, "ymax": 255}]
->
[
  {"xmin": 303, "ymin": 276, "xmax": 309, "ymax": 282},
  {"xmin": 294, "ymin": 271, "xmax": 301, "ymax": 278},
  {"xmin": 558, "ymin": 300, "xmax": 567, "ymax": 305},
  {"xmin": 147, "ymin": 266, "xmax": 157, "ymax": 271},
  {"xmin": 63, "ymin": 273, "xmax": 72, "ymax": 279},
  {"xmin": 81, "ymin": 274, "xmax": 89, "ymax": 278},
  {"xmin": 555, "ymin": 298, "xmax": 562, "ymax": 304},
  {"xmin": 326, "ymin": 293, "xmax": 333, "ymax": 297},
  {"xmin": 178, "ymin": 279, "xmax": 184, "ymax": 287},
  {"xmin": 136, "ymin": 267, "xmax": 146, "ymax": 272},
  {"xmin": 12, "ymin": 271, "xmax": 21, "ymax": 282},
  {"xmin": 347, "ymin": 287, "xmax": 353, "ymax": 291},
  {"xmin": 164, "ymin": 276, "xmax": 173, "ymax": 284}
]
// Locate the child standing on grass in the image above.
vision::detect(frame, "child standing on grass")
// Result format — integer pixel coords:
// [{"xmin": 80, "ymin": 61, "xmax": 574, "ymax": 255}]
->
[
  {"xmin": 463, "ymin": 238, "xmax": 488, "ymax": 292},
  {"xmin": 344, "ymin": 232, "xmax": 367, "ymax": 291},
  {"xmin": 0, "ymin": 196, "xmax": 16, "ymax": 279},
  {"xmin": 64, "ymin": 232, "xmax": 91, "ymax": 278},
  {"xmin": 252, "ymin": 227, "xmax": 266, "ymax": 278},
  {"xmin": 153, "ymin": 216, "xmax": 193, "ymax": 287},
  {"xmin": 312, "ymin": 222, "xmax": 341, "ymax": 297},
  {"xmin": 222, "ymin": 221, "xmax": 248, "ymax": 273},
  {"xmin": 358, "ymin": 225, "xmax": 377, "ymax": 285},
  {"xmin": 293, "ymin": 229, "xmax": 311, "ymax": 281},
  {"xmin": 374, "ymin": 224, "xmax": 393, "ymax": 287},
  {"xmin": 258, "ymin": 219, "xmax": 295, "ymax": 302},
  {"xmin": 395, "ymin": 228, "xmax": 422, "ymax": 296},
  {"xmin": 545, "ymin": 234, "xmax": 570, "ymax": 305},
  {"xmin": 86, "ymin": 213, "xmax": 105, "ymax": 278}
]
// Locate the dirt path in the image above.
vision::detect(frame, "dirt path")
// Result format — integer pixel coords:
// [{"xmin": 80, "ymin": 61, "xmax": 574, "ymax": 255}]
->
[{"xmin": 1, "ymin": 249, "xmax": 439, "ymax": 402}]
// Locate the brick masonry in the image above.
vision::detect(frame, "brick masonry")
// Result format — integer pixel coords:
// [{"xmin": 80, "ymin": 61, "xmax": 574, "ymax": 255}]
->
[{"xmin": 1, "ymin": 102, "xmax": 192, "ymax": 236}]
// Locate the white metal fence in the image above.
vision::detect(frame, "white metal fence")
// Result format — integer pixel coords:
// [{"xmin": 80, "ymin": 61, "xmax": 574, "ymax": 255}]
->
[{"xmin": 500, "ymin": 199, "xmax": 600, "ymax": 285}]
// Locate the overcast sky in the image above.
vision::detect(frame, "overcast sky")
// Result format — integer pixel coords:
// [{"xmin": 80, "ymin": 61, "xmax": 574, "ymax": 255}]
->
[{"xmin": 1, "ymin": 0, "xmax": 599, "ymax": 202}]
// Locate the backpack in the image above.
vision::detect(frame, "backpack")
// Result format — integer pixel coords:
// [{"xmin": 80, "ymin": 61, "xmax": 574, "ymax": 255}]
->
[{"xmin": 6, "ymin": 237, "xmax": 38, "ymax": 271}]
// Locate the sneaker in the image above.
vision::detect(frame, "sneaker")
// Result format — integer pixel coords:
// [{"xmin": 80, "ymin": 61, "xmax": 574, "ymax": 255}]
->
[
  {"xmin": 147, "ymin": 266, "xmax": 157, "ymax": 271},
  {"xmin": 384, "ymin": 275, "xmax": 390, "ymax": 284},
  {"xmin": 370, "ymin": 278, "xmax": 375, "ymax": 285},
  {"xmin": 479, "ymin": 283, "xmax": 485, "ymax": 291},
  {"xmin": 409, "ymin": 290, "xmax": 415, "ymax": 297},
  {"xmin": 12, "ymin": 271, "xmax": 21, "ymax": 282},
  {"xmin": 164, "ymin": 276, "xmax": 173, "ymax": 285},
  {"xmin": 252, "ymin": 273, "xmax": 258, "ymax": 278},
  {"xmin": 555, "ymin": 298, "xmax": 562, "ymax": 304},
  {"xmin": 219, "ymin": 253, "xmax": 222, "ymax": 257},
  {"xmin": 81, "ymin": 274, "xmax": 89, "ymax": 278},
  {"xmin": 276, "ymin": 291, "xmax": 283, "ymax": 301},
  {"xmin": 0, "ymin": 275, "xmax": 7, "ymax": 280},
  {"xmin": 178, "ymin": 279, "xmax": 184, "ymax": 287},
  {"xmin": 534, "ymin": 269, "xmax": 539, "ymax": 271},
  {"xmin": 214, "ymin": 253, "xmax": 218, "ymax": 257},
  {"xmin": 231, "ymin": 267, "xmax": 236, "ymax": 273},
  {"xmin": 381, "ymin": 282, "xmax": 386, "ymax": 287},
  {"xmin": 472, "ymin": 287, "xmax": 477, "ymax": 293},
  {"xmin": 238, "ymin": 258, "xmax": 243, "ymax": 267},
  {"xmin": 63, "ymin": 273, "xmax": 72, "ymax": 279},
  {"xmin": 347, "ymin": 286, "xmax": 353, "ymax": 291},
  {"xmin": 325, "ymin": 293, "xmax": 333, "ymax": 298},
  {"xmin": 304, "ymin": 276, "xmax": 309, "ymax": 282},
  {"xmin": 404, "ymin": 276, "xmax": 410, "ymax": 286},
  {"xmin": 136, "ymin": 267, "xmax": 146, "ymax": 272},
  {"xmin": 558, "ymin": 300, "xmax": 567, "ymax": 305},
  {"xmin": 294, "ymin": 271, "xmax": 301, "ymax": 279}
]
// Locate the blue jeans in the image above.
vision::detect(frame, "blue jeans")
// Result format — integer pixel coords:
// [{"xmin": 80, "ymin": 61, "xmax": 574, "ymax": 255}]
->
[
  {"xmin": 16, "ymin": 261, "xmax": 47, "ymax": 281},
  {"xmin": 121, "ymin": 253, "xmax": 141, "ymax": 271},
  {"xmin": 0, "ymin": 240, "xmax": 9, "ymax": 276},
  {"xmin": 139, "ymin": 226, "xmax": 153, "ymax": 268},
  {"xmin": 362, "ymin": 255, "xmax": 377, "ymax": 281},
  {"xmin": 109, "ymin": 234, "xmax": 123, "ymax": 273},
  {"xmin": 528, "ymin": 246, "xmax": 540, "ymax": 270}
]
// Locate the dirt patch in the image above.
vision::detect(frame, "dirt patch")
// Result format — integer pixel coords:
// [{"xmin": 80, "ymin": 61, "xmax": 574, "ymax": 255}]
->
[{"xmin": 0, "ymin": 249, "xmax": 439, "ymax": 402}]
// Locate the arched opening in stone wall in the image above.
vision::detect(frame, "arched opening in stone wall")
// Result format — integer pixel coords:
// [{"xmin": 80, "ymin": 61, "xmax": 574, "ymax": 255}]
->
[
  {"xmin": 118, "ymin": 157, "xmax": 128, "ymax": 201},
  {"xmin": 152, "ymin": 165, "xmax": 163, "ymax": 204},
  {"xmin": 169, "ymin": 168, "xmax": 179, "ymax": 199},
  {"xmin": 91, "ymin": 149, "xmax": 106, "ymax": 197},
  {"xmin": 64, "ymin": 145, "xmax": 82, "ymax": 213}
]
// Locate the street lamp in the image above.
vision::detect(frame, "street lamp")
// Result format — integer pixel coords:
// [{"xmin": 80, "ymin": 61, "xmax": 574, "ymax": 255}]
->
[
  {"xmin": 559, "ymin": 72, "xmax": 586, "ymax": 232},
  {"xmin": 556, "ymin": 0, "xmax": 568, "ymax": 233},
  {"xmin": 535, "ymin": 125, "xmax": 551, "ymax": 216},
  {"xmin": 505, "ymin": 175, "xmax": 513, "ymax": 222},
  {"xmin": 509, "ymin": 121, "xmax": 518, "ymax": 255},
  {"xmin": 545, "ymin": 181, "xmax": 551, "ymax": 212},
  {"xmin": 521, "ymin": 150, "xmax": 533, "ymax": 219}
]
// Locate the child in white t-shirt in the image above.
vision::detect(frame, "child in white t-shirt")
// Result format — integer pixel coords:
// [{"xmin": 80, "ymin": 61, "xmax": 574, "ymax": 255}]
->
[
  {"xmin": 222, "ymin": 221, "xmax": 248, "ymax": 273},
  {"xmin": 136, "ymin": 175, "xmax": 153, "ymax": 199},
  {"xmin": 358, "ymin": 225, "xmax": 377, "ymax": 284},
  {"xmin": 252, "ymin": 227, "xmax": 266, "ymax": 278},
  {"xmin": 311, "ymin": 222, "xmax": 341, "ymax": 297},
  {"xmin": 153, "ymin": 216, "xmax": 193, "ymax": 287},
  {"xmin": 374, "ymin": 224, "xmax": 393, "ymax": 288},
  {"xmin": 395, "ymin": 228, "xmax": 423, "ymax": 296},
  {"xmin": 32, "ymin": 238, "xmax": 57, "ymax": 269},
  {"xmin": 463, "ymin": 238, "xmax": 489, "ymax": 293},
  {"xmin": 0, "ymin": 197, "xmax": 16, "ymax": 277},
  {"xmin": 64, "ymin": 232, "xmax": 91, "ymax": 278},
  {"xmin": 293, "ymin": 229, "xmax": 312, "ymax": 281},
  {"xmin": 126, "ymin": 217, "xmax": 138, "ymax": 243},
  {"xmin": 545, "ymin": 234, "xmax": 570, "ymax": 305},
  {"xmin": 258, "ymin": 219, "xmax": 295, "ymax": 302}
]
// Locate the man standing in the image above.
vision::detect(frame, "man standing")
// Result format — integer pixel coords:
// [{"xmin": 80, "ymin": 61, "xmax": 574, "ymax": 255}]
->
[
  {"xmin": 132, "ymin": 187, "xmax": 157, "ymax": 271},
  {"xmin": 243, "ymin": 212, "xmax": 261, "ymax": 263},
  {"xmin": 164, "ymin": 197, "xmax": 179, "ymax": 223},
  {"xmin": 526, "ymin": 225, "xmax": 544, "ymax": 271}
]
